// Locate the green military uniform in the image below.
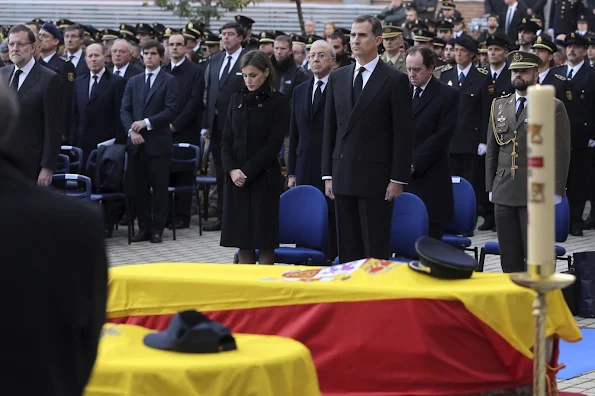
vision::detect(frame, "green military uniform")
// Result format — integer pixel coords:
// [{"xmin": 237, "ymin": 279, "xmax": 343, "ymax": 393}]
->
[
  {"xmin": 380, "ymin": 26, "xmax": 406, "ymax": 73},
  {"xmin": 485, "ymin": 51, "xmax": 571, "ymax": 273}
]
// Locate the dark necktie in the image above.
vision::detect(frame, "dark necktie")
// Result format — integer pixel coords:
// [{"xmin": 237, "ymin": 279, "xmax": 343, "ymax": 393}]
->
[
  {"xmin": 493, "ymin": 72, "xmax": 497, "ymax": 81},
  {"xmin": 172, "ymin": 65, "xmax": 179, "ymax": 74},
  {"xmin": 413, "ymin": 86, "xmax": 422, "ymax": 107},
  {"xmin": 567, "ymin": 68, "xmax": 574, "ymax": 79},
  {"xmin": 90, "ymin": 75, "xmax": 98, "ymax": 98},
  {"xmin": 10, "ymin": 69, "xmax": 22, "ymax": 91},
  {"xmin": 516, "ymin": 97, "xmax": 526, "ymax": 120},
  {"xmin": 458, "ymin": 71, "xmax": 465, "ymax": 86},
  {"xmin": 114, "ymin": 70, "xmax": 121, "ymax": 76},
  {"xmin": 353, "ymin": 66, "xmax": 365, "ymax": 104},
  {"xmin": 387, "ymin": 60, "xmax": 394, "ymax": 66},
  {"xmin": 144, "ymin": 72, "xmax": 153, "ymax": 99},
  {"xmin": 219, "ymin": 55, "xmax": 232, "ymax": 88},
  {"xmin": 313, "ymin": 80, "xmax": 323, "ymax": 108}
]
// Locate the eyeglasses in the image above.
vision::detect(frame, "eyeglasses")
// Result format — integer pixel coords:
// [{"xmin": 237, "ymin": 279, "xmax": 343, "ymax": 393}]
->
[
  {"xmin": 8, "ymin": 42, "xmax": 32, "ymax": 49},
  {"xmin": 308, "ymin": 52, "xmax": 330, "ymax": 60}
]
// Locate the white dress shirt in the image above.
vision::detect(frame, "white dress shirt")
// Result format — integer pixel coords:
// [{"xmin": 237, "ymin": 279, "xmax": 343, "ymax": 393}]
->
[
  {"xmin": 219, "ymin": 47, "xmax": 242, "ymax": 79},
  {"xmin": 88, "ymin": 67, "xmax": 106, "ymax": 97},
  {"xmin": 66, "ymin": 48, "xmax": 83, "ymax": 68},
  {"xmin": 566, "ymin": 60, "xmax": 584, "ymax": 78},
  {"xmin": 170, "ymin": 57, "xmax": 186, "ymax": 70},
  {"xmin": 412, "ymin": 77, "xmax": 431, "ymax": 98},
  {"xmin": 515, "ymin": 92, "xmax": 527, "ymax": 113},
  {"xmin": 490, "ymin": 63, "xmax": 506, "ymax": 80},
  {"xmin": 42, "ymin": 52, "xmax": 57, "ymax": 64},
  {"xmin": 9, "ymin": 57, "xmax": 35, "ymax": 90},
  {"xmin": 143, "ymin": 66, "xmax": 161, "ymax": 131},
  {"xmin": 311, "ymin": 75, "xmax": 329, "ymax": 103},
  {"xmin": 456, "ymin": 63, "xmax": 473, "ymax": 79},
  {"xmin": 113, "ymin": 62, "xmax": 129, "ymax": 77},
  {"xmin": 538, "ymin": 69, "xmax": 550, "ymax": 84}
]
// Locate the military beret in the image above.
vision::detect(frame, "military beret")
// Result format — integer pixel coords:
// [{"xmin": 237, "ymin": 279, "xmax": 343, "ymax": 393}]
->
[
  {"xmin": 41, "ymin": 22, "xmax": 63, "ymax": 42},
  {"xmin": 101, "ymin": 28, "xmax": 119, "ymax": 41},
  {"xmin": 409, "ymin": 237, "xmax": 478, "ymax": 279},
  {"xmin": 135, "ymin": 23, "xmax": 154, "ymax": 35},
  {"xmin": 413, "ymin": 29, "xmax": 436, "ymax": 42},
  {"xmin": 436, "ymin": 19, "xmax": 454, "ymax": 31},
  {"xmin": 532, "ymin": 35, "xmax": 557, "ymax": 53},
  {"xmin": 441, "ymin": 1, "xmax": 456, "ymax": 9},
  {"xmin": 517, "ymin": 17, "xmax": 540, "ymax": 33},
  {"xmin": 564, "ymin": 32, "xmax": 589, "ymax": 47},
  {"xmin": 446, "ymin": 38, "xmax": 456, "ymax": 47},
  {"xmin": 454, "ymin": 35, "xmax": 478, "ymax": 52},
  {"xmin": 382, "ymin": 25, "xmax": 404, "ymax": 39},
  {"xmin": 235, "ymin": 15, "xmax": 254, "ymax": 28},
  {"xmin": 507, "ymin": 50, "xmax": 543, "ymax": 69},
  {"xmin": 485, "ymin": 33, "xmax": 509, "ymax": 49}
]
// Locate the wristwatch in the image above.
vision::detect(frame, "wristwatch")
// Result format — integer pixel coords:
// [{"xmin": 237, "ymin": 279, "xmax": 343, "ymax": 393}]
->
[{"xmin": 128, "ymin": 129, "xmax": 133, "ymax": 137}]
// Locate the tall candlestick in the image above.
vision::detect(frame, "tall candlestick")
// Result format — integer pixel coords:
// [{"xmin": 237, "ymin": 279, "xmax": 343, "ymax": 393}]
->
[{"xmin": 526, "ymin": 85, "xmax": 556, "ymax": 278}]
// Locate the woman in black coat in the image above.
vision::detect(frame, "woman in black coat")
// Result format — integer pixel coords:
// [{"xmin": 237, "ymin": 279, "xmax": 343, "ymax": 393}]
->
[{"xmin": 220, "ymin": 50, "xmax": 289, "ymax": 264}]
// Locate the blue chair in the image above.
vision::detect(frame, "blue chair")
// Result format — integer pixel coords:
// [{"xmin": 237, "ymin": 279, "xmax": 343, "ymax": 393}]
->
[
  {"xmin": 51, "ymin": 174, "xmax": 92, "ymax": 200},
  {"xmin": 390, "ymin": 192, "xmax": 429, "ymax": 262},
  {"xmin": 60, "ymin": 146, "xmax": 84, "ymax": 173},
  {"xmin": 55, "ymin": 154, "xmax": 71, "ymax": 174},
  {"xmin": 195, "ymin": 136, "xmax": 217, "ymax": 220},
  {"xmin": 86, "ymin": 149, "xmax": 133, "ymax": 244},
  {"xmin": 478, "ymin": 197, "xmax": 571, "ymax": 271},
  {"xmin": 234, "ymin": 185, "xmax": 328, "ymax": 265},
  {"xmin": 169, "ymin": 143, "xmax": 203, "ymax": 240},
  {"xmin": 442, "ymin": 176, "xmax": 478, "ymax": 260}
]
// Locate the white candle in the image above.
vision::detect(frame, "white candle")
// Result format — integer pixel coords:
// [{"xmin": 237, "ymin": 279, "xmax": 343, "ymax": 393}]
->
[{"xmin": 526, "ymin": 85, "xmax": 556, "ymax": 278}]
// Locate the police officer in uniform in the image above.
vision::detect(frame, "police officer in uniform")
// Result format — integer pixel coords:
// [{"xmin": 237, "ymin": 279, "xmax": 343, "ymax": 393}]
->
[
  {"xmin": 532, "ymin": 35, "xmax": 568, "ymax": 100},
  {"xmin": 486, "ymin": 51, "xmax": 571, "ymax": 272},
  {"xmin": 380, "ymin": 26, "xmax": 406, "ymax": 72}
]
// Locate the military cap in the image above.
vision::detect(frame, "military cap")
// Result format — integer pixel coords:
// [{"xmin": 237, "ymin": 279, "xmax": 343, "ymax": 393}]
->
[
  {"xmin": 532, "ymin": 35, "xmax": 557, "ymax": 53},
  {"xmin": 478, "ymin": 41, "xmax": 488, "ymax": 54},
  {"xmin": 334, "ymin": 27, "xmax": 351, "ymax": 36},
  {"xmin": 162, "ymin": 28, "xmax": 178, "ymax": 39},
  {"xmin": 245, "ymin": 36, "xmax": 260, "ymax": 47},
  {"xmin": 290, "ymin": 33, "xmax": 306, "ymax": 46},
  {"xmin": 517, "ymin": 17, "xmax": 540, "ymax": 33},
  {"xmin": 29, "ymin": 18, "xmax": 45, "ymax": 25},
  {"xmin": 101, "ymin": 28, "xmax": 119, "ymax": 41},
  {"xmin": 57, "ymin": 18, "xmax": 74, "ymax": 30},
  {"xmin": 153, "ymin": 22, "xmax": 166, "ymax": 36},
  {"xmin": 259, "ymin": 30, "xmax": 283, "ymax": 43},
  {"xmin": 564, "ymin": 32, "xmax": 589, "ymax": 47},
  {"xmin": 382, "ymin": 25, "xmax": 404, "ymax": 39},
  {"xmin": 485, "ymin": 33, "xmax": 509, "ymax": 49},
  {"xmin": 413, "ymin": 29, "xmax": 436, "ymax": 42},
  {"xmin": 441, "ymin": 1, "xmax": 456, "ymax": 9},
  {"xmin": 235, "ymin": 15, "xmax": 254, "ymax": 29},
  {"xmin": 578, "ymin": 14, "xmax": 589, "ymax": 23},
  {"xmin": 41, "ymin": 22, "xmax": 63, "ymax": 42},
  {"xmin": 182, "ymin": 27, "xmax": 200, "ymax": 40},
  {"xmin": 135, "ymin": 23, "xmax": 155, "ymax": 35},
  {"xmin": 185, "ymin": 21, "xmax": 203, "ymax": 38},
  {"xmin": 436, "ymin": 19, "xmax": 454, "ymax": 31},
  {"xmin": 530, "ymin": 15, "xmax": 542, "ymax": 25},
  {"xmin": 305, "ymin": 34, "xmax": 324, "ymax": 49},
  {"xmin": 424, "ymin": 18, "xmax": 436, "ymax": 29},
  {"xmin": 452, "ymin": 16, "xmax": 464, "ymax": 25},
  {"xmin": 411, "ymin": 19, "xmax": 428, "ymax": 30},
  {"xmin": 409, "ymin": 237, "xmax": 478, "ymax": 279},
  {"xmin": 507, "ymin": 50, "xmax": 542, "ymax": 69},
  {"xmin": 433, "ymin": 37, "xmax": 446, "ymax": 47},
  {"xmin": 119, "ymin": 23, "xmax": 137, "ymax": 37},
  {"xmin": 204, "ymin": 32, "xmax": 221, "ymax": 45},
  {"xmin": 454, "ymin": 34, "xmax": 478, "ymax": 52},
  {"xmin": 82, "ymin": 25, "xmax": 101, "ymax": 41}
]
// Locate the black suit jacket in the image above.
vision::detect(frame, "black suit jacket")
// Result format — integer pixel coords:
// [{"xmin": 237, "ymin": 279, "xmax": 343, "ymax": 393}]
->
[
  {"xmin": 541, "ymin": 68, "xmax": 569, "ymax": 102},
  {"xmin": 120, "ymin": 69, "xmax": 178, "ymax": 156},
  {"xmin": 71, "ymin": 69, "xmax": 127, "ymax": 161},
  {"xmin": 0, "ymin": 62, "xmax": 63, "ymax": 179},
  {"xmin": 288, "ymin": 77, "xmax": 327, "ymax": 191},
  {"xmin": 113, "ymin": 62, "xmax": 144, "ymax": 81},
  {"xmin": 500, "ymin": 4, "xmax": 528, "ymax": 43},
  {"xmin": 488, "ymin": 63, "xmax": 514, "ymax": 99},
  {"xmin": 0, "ymin": 155, "xmax": 107, "ymax": 396},
  {"xmin": 71, "ymin": 51, "xmax": 90, "ymax": 76},
  {"xmin": 405, "ymin": 77, "xmax": 458, "ymax": 223},
  {"xmin": 163, "ymin": 59, "xmax": 205, "ymax": 145},
  {"xmin": 322, "ymin": 60, "xmax": 414, "ymax": 197},
  {"xmin": 40, "ymin": 53, "xmax": 76, "ymax": 141},
  {"xmin": 204, "ymin": 49, "xmax": 246, "ymax": 136},
  {"xmin": 440, "ymin": 65, "xmax": 491, "ymax": 154}
]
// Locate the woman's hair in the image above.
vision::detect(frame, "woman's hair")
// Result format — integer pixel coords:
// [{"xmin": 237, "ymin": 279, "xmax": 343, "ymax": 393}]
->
[{"xmin": 239, "ymin": 50, "xmax": 276, "ymax": 91}]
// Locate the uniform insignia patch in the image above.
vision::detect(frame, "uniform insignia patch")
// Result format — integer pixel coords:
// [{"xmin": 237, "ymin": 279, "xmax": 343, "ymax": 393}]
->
[
  {"xmin": 68, "ymin": 72, "xmax": 74, "ymax": 82},
  {"xmin": 477, "ymin": 67, "xmax": 488, "ymax": 75},
  {"xmin": 555, "ymin": 74, "xmax": 566, "ymax": 81}
]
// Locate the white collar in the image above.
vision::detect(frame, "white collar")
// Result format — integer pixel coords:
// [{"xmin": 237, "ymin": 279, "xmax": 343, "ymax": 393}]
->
[
  {"xmin": 42, "ymin": 51, "xmax": 57, "ymax": 64},
  {"xmin": 508, "ymin": 2, "xmax": 518, "ymax": 10},
  {"xmin": 15, "ymin": 57, "xmax": 36, "ymax": 75},
  {"xmin": 538, "ymin": 69, "xmax": 550, "ymax": 81},
  {"xmin": 145, "ymin": 66, "xmax": 161, "ymax": 77},
  {"xmin": 457, "ymin": 63, "xmax": 472, "ymax": 77},
  {"xmin": 419, "ymin": 76, "xmax": 432, "ymax": 91},
  {"xmin": 490, "ymin": 63, "xmax": 506, "ymax": 78},
  {"xmin": 225, "ymin": 46, "xmax": 243, "ymax": 59},
  {"xmin": 515, "ymin": 92, "xmax": 527, "ymax": 102},
  {"xmin": 313, "ymin": 74, "xmax": 329, "ymax": 87},
  {"xmin": 568, "ymin": 60, "xmax": 585, "ymax": 74},
  {"xmin": 67, "ymin": 48, "xmax": 83, "ymax": 59},
  {"xmin": 171, "ymin": 57, "xmax": 186, "ymax": 69},
  {"xmin": 354, "ymin": 55, "xmax": 380, "ymax": 73},
  {"xmin": 90, "ymin": 67, "xmax": 106, "ymax": 80},
  {"xmin": 114, "ymin": 63, "xmax": 129, "ymax": 73}
]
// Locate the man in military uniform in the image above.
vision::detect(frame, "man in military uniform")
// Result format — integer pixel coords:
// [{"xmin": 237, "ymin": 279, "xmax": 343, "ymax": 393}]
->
[
  {"xmin": 553, "ymin": 33, "xmax": 595, "ymax": 235},
  {"xmin": 437, "ymin": 1, "xmax": 462, "ymax": 22},
  {"xmin": 258, "ymin": 31, "xmax": 279, "ymax": 58},
  {"xmin": 413, "ymin": 29, "xmax": 436, "ymax": 48},
  {"xmin": 517, "ymin": 17, "xmax": 539, "ymax": 52},
  {"xmin": 235, "ymin": 15, "xmax": 256, "ymax": 49},
  {"xmin": 486, "ymin": 34, "xmax": 513, "ymax": 99},
  {"xmin": 185, "ymin": 21, "xmax": 204, "ymax": 52},
  {"xmin": 550, "ymin": 0, "xmax": 580, "ymax": 35},
  {"xmin": 436, "ymin": 19, "xmax": 454, "ymax": 41},
  {"xmin": 433, "ymin": 37, "xmax": 447, "ymax": 65},
  {"xmin": 478, "ymin": 41, "xmax": 489, "ymax": 67},
  {"xmin": 486, "ymin": 51, "xmax": 571, "ymax": 272},
  {"xmin": 380, "ymin": 26, "xmax": 406, "ymax": 72},
  {"xmin": 452, "ymin": 17, "xmax": 467, "ymax": 38},
  {"xmin": 532, "ymin": 35, "xmax": 568, "ymax": 99}
]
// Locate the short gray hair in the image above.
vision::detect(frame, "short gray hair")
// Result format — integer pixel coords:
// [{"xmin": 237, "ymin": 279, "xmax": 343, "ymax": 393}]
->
[
  {"xmin": 112, "ymin": 38, "xmax": 132, "ymax": 54},
  {"xmin": 311, "ymin": 39, "xmax": 336, "ymax": 59}
]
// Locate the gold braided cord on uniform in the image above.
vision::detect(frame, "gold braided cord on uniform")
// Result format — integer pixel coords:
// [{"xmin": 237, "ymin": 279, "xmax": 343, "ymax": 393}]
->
[{"xmin": 490, "ymin": 96, "xmax": 519, "ymax": 179}]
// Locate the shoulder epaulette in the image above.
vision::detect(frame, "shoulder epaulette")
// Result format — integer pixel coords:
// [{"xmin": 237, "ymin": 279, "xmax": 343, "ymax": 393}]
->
[
  {"xmin": 60, "ymin": 56, "xmax": 70, "ymax": 63},
  {"xmin": 555, "ymin": 74, "xmax": 566, "ymax": 81},
  {"xmin": 434, "ymin": 64, "xmax": 445, "ymax": 72},
  {"xmin": 442, "ymin": 64, "xmax": 452, "ymax": 72},
  {"xmin": 477, "ymin": 67, "xmax": 489, "ymax": 75},
  {"xmin": 497, "ymin": 92, "xmax": 514, "ymax": 99}
]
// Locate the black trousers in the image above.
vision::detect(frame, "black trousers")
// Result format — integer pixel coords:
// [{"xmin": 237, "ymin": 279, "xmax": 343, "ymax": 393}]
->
[
  {"xmin": 209, "ymin": 132, "xmax": 225, "ymax": 220},
  {"xmin": 326, "ymin": 197, "xmax": 338, "ymax": 262},
  {"xmin": 449, "ymin": 153, "xmax": 476, "ymax": 184},
  {"xmin": 474, "ymin": 154, "xmax": 494, "ymax": 221},
  {"xmin": 568, "ymin": 148, "xmax": 589, "ymax": 227},
  {"xmin": 494, "ymin": 204, "xmax": 527, "ymax": 273},
  {"xmin": 334, "ymin": 194, "xmax": 393, "ymax": 263},
  {"xmin": 168, "ymin": 171, "xmax": 194, "ymax": 223},
  {"xmin": 590, "ymin": 148, "xmax": 595, "ymax": 216},
  {"xmin": 134, "ymin": 147, "xmax": 171, "ymax": 233}
]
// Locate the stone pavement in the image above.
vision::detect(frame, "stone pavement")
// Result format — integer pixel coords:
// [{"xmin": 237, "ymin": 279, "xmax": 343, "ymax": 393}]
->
[{"xmin": 105, "ymin": 214, "xmax": 595, "ymax": 392}]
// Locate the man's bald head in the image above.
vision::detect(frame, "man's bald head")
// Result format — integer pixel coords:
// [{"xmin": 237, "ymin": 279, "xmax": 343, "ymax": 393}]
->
[
  {"xmin": 85, "ymin": 43, "xmax": 106, "ymax": 74},
  {"xmin": 309, "ymin": 39, "xmax": 335, "ymax": 78}
]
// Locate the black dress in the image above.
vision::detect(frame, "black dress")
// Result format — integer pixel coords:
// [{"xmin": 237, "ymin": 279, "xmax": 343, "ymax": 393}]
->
[{"xmin": 220, "ymin": 84, "xmax": 289, "ymax": 249}]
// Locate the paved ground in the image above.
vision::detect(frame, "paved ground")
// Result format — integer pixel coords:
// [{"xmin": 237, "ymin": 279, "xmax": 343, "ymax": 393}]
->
[{"xmin": 105, "ymin": 207, "xmax": 595, "ymax": 392}]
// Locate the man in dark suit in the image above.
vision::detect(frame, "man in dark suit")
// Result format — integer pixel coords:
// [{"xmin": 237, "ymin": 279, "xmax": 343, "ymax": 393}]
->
[
  {"xmin": 163, "ymin": 32, "xmax": 206, "ymax": 229},
  {"xmin": 405, "ymin": 46, "xmax": 458, "ymax": 240},
  {"xmin": 288, "ymin": 39, "xmax": 338, "ymax": 261},
  {"xmin": 37, "ymin": 22, "xmax": 76, "ymax": 143},
  {"xmin": 322, "ymin": 15, "xmax": 414, "ymax": 263},
  {"xmin": 64, "ymin": 24, "xmax": 89, "ymax": 76},
  {"xmin": 0, "ymin": 78, "xmax": 107, "ymax": 396},
  {"xmin": 111, "ymin": 38, "xmax": 144, "ymax": 80},
  {"xmin": 500, "ymin": 0, "xmax": 528, "ymax": 44},
  {"xmin": 121, "ymin": 40, "xmax": 178, "ymax": 243},
  {"xmin": 203, "ymin": 21, "xmax": 246, "ymax": 232},
  {"xmin": 553, "ymin": 33, "xmax": 595, "ymax": 236},
  {"xmin": 0, "ymin": 25, "xmax": 63, "ymax": 185}
]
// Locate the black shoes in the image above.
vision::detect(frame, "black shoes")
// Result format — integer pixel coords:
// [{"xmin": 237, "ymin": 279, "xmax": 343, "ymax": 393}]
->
[
  {"xmin": 131, "ymin": 230, "xmax": 151, "ymax": 242},
  {"xmin": 203, "ymin": 220, "xmax": 221, "ymax": 232},
  {"xmin": 150, "ymin": 232, "xmax": 163, "ymax": 243}
]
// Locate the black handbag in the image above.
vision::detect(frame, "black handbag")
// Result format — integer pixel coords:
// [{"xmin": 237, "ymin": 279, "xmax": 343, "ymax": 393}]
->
[{"xmin": 573, "ymin": 251, "xmax": 595, "ymax": 318}]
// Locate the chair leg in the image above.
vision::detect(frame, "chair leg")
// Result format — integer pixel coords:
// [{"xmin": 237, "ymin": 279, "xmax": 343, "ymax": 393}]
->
[
  {"xmin": 203, "ymin": 185, "xmax": 209, "ymax": 220},
  {"xmin": 171, "ymin": 192, "xmax": 176, "ymax": 241},
  {"xmin": 125, "ymin": 197, "xmax": 132, "ymax": 245},
  {"xmin": 474, "ymin": 247, "xmax": 479, "ymax": 262},
  {"xmin": 194, "ymin": 183, "xmax": 203, "ymax": 236},
  {"xmin": 233, "ymin": 252, "xmax": 239, "ymax": 264},
  {"xmin": 478, "ymin": 248, "xmax": 486, "ymax": 272}
]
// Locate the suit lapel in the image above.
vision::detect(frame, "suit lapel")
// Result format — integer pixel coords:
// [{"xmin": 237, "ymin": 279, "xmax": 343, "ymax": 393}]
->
[
  {"xmin": 89, "ymin": 71, "xmax": 109, "ymax": 104},
  {"xmin": 145, "ymin": 71, "xmax": 165, "ymax": 107},
  {"xmin": 306, "ymin": 78, "xmax": 314, "ymax": 121},
  {"xmin": 460, "ymin": 66, "xmax": 477, "ymax": 90},
  {"xmin": 17, "ymin": 63, "xmax": 42, "ymax": 99},
  {"xmin": 413, "ymin": 77, "xmax": 437, "ymax": 115},
  {"xmin": 515, "ymin": 96, "xmax": 527, "ymax": 129},
  {"xmin": 81, "ymin": 73, "xmax": 91, "ymax": 104},
  {"xmin": 346, "ymin": 61, "xmax": 388, "ymax": 133}
]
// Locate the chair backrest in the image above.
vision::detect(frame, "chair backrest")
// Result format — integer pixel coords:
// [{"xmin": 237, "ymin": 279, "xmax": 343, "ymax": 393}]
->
[
  {"xmin": 391, "ymin": 192, "xmax": 429, "ymax": 258},
  {"xmin": 445, "ymin": 176, "xmax": 476, "ymax": 235},
  {"xmin": 55, "ymin": 154, "xmax": 70, "ymax": 174},
  {"xmin": 60, "ymin": 145, "xmax": 84, "ymax": 173},
  {"xmin": 51, "ymin": 174, "xmax": 92, "ymax": 199},
  {"xmin": 171, "ymin": 143, "xmax": 200, "ymax": 173},
  {"xmin": 555, "ymin": 196, "xmax": 570, "ymax": 243},
  {"xmin": 86, "ymin": 149, "xmax": 98, "ymax": 176},
  {"xmin": 279, "ymin": 185, "xmax": 328, "ymax": 250}
]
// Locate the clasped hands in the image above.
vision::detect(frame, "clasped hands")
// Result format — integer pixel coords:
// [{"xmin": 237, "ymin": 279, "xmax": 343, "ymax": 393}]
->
[
  {"xmin": 230, "ymin": 169, "xmax": 247, "ymax": 187},
  {"xmin": 130, "ymin": 120, "xmax": 147, "ymax": 145}
]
